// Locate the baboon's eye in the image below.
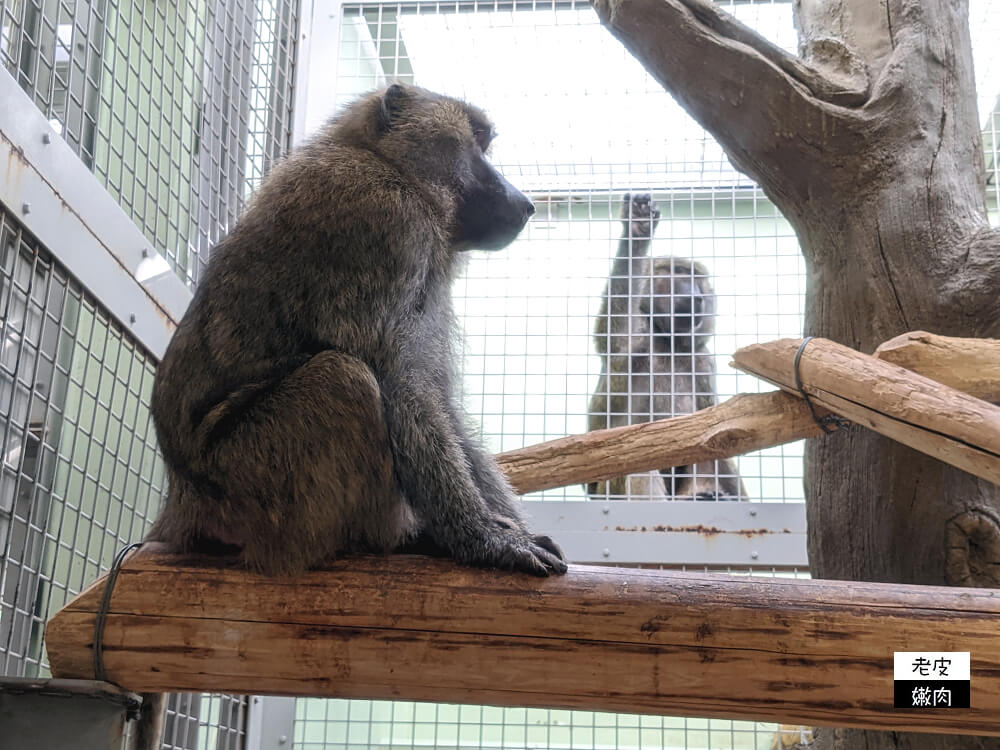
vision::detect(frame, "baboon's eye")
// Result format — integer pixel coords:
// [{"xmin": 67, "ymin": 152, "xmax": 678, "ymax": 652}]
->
[{"xmin": 473, "ymin": 126, "xmax": 495, "ymax": 151}]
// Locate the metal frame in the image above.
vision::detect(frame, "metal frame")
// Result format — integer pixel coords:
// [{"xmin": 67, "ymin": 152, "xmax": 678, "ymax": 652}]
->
[
  {"xmin": 526, "ymin": 501, "xmax": 807, "ymax": 567},
  {"xmin": 296, "ymin": 0, "xmax": 347, "ymax": 142},
  {"xmin": 291, "ymin": 0, "xmax": 317, "ymax": 146},
  {"xmin": 246, "ymin": 697, "xmax": 297, "ymax": 750},
  {"xmin": 0, "ymin": 69, "xmax": 192, "ymax": 361}
]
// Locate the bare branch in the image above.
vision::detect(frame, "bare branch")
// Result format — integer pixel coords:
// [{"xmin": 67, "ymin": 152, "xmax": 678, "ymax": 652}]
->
[{"xmin": 589, "ymin": 0, "xmax": 871, "ymax": 191}]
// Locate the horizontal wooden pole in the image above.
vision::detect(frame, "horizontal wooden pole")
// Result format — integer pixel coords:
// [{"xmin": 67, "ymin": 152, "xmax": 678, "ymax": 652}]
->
[
  {"xmin": 498, "ymin": 390, "xmax": 826, "ymax": 494},
  {"xmin": 45, "ymin": 546, "xmax": 1000, "ymax": 735},
  {"xmin": 874, "ymin": 330, "xmax": 1000, "ymax": 403},
  {"xmin": 731, "ymin": 337, "xmax": 1000, "ymax": 486},
  {"xmin": 499, "ymin": 332, "xmax": 1000, "ymax": 494}
]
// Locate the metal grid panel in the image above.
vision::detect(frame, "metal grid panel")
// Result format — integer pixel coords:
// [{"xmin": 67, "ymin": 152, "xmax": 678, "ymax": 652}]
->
[
  {"xmin": 0, "ymin": 204, "xmax": 251, "ymax": 748},
  {"xmin": 295, "ymin": 700, "xmax": 787, "ymax": 750},
  {"xmin": 0, "ymin": 0, "xmax": 299, "ymax": 287},
  {"xmin": 1, "ymin": 2, "xmax": 301, "ymax": 747},
  {"xmin": 0, "ymin": 205, "xmax": 162, "ymax": 678}
]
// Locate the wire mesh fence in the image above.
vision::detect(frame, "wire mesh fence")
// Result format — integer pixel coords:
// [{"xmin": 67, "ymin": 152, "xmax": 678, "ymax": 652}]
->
[
  {"xmin": 1, "ymin": 0, "xmax": 998, "ymax": 748},
  {"xmin": 331, "ymin": 0, "xmax": 811, "ymax": 507},
  {"xmin": 0, "ymin": 0, "xmax": 299, "ymax": 287},
  {"xmin": 0, "ymin": 204, "xmax": 251, "ymax": 749},
  {"xmin": 1, "ymin": 1, "xmax": 301, "ymax": 748}
]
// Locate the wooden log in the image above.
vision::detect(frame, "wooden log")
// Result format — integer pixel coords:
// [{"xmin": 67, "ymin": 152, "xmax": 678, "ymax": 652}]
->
[
  {"xmin": 874, "ymin": 331, "xmax": 1000, "ymax": 403},
  {"xmin": 497, "ymin": 390, "xmax": 826, "ymax": 494},
  {"xmin": 45, "ymin": 546, "xmax": 1000, "ymax": 735},
  {"xmin": 731, "ymin": 337, "xmax": 1000, "ymax": 485},
  {"xmin": 499, "ymin": 331, "xmax": 1000, "ymax": 495}
]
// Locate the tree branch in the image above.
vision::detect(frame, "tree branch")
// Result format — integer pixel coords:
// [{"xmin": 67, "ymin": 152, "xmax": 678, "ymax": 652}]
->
[{"xmin": 589, "ymin": 0, "xmax": 870, "ymax": 193}]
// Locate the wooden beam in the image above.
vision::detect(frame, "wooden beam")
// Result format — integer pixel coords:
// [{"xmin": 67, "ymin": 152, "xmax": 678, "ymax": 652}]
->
[
  {"xmin": 45, "ymin": 546, "xmax": 1000, "ymax": 735},
  {"xmin": 731, "ymin": 337, "xmax": 1000, "ymax": 485},
  {"xmin": 499, "ymin": 332, "xmax": 1000, "ymax": 495},
  {"xmin": 874, "ymin": 330, "xmax": 1000, "ymax": 403},
  {"xmin": 497, "ymin": 390, "xmax": 826, "ymax": 494}
]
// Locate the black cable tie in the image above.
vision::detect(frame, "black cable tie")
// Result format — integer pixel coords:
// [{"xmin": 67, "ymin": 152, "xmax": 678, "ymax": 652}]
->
[
  {"xmin": 793, "ymin": 336, "xmax": 849, "ymax": 434},
  {"xmin": 93, "ymin": 541, "xmax": 144, "ymax": 683}
]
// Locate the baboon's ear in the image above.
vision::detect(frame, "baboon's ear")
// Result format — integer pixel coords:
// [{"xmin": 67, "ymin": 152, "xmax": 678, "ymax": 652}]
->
[{"xmin": 376, "ymin": 83, "xmax": 407, "ymax": 134}]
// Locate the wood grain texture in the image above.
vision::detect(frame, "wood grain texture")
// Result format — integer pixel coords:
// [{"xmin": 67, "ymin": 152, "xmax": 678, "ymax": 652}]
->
[
  {"xmin": 874, "ymin": 331, "xmax": 1000, "ymax": 403},
  {"xmin": 497, "ymin": 390, "xmax": 827, "ymax": 494},
  {"xmin": 45, "ymin": 547, "xmax": 1000, "ymax": 735},
  {"xmin": 732, "ymin": 337, "xmax": 1000, "ymax": 486}
]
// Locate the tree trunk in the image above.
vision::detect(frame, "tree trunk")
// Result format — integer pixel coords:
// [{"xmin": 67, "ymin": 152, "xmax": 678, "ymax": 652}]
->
[{"xmin": 588, "ymin": 0, "xmax": 1000, "ymax": 747}]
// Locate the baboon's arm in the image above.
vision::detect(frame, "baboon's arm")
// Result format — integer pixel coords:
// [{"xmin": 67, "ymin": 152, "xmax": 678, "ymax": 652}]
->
[
  {"xmin": 379, "ymin": 371, "xmax": 564, "ymax": 575},
  {"xmin": 448, "ymin": 408, "xmax": 529, "ymax": 531}
]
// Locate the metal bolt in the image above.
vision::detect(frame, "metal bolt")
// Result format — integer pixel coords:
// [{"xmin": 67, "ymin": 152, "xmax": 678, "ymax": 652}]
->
[
  {"xmin": 749, "ymin": 509, "xmax": 757, "ymax": 517},
  {"xmin": 602, "ymin": 548, "xmax": 610, "ymax": 558},
  {"xmin": 129, "ymin": 313, "xmax": 136, "ymax": 324},
  {"xmin": 602, "ymin": 505, "xmax": 610, "ymax": 515},
  {"xmin": 42, "ymin": 133, "xmax": 51, "ymax": 144},
  {"xmin": 751, "ymin": 551, "xmax": 759, "ymax": 560},
  {"xmin": 21, "ymin": 203, "xmax": 30, "ymax": 215},
  {"xmin": 278, "ymin": 735, "xmax": 288, "ymax": 745}
]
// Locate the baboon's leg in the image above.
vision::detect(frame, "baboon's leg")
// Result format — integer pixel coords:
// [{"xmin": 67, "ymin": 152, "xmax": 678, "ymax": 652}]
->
[
  {"xmin": 165, "ymin": 351, "xmax": 409, "ymax": 575},
  {"xmin": 671, "ymin": 458, "xmax": 748, "ymax": 501}
]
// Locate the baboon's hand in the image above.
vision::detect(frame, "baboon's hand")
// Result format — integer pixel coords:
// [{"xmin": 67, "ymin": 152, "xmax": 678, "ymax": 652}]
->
[
  {"xmin": 694, "ymin": 491, "xmax": 739, "ymax": 502},
  {"xmin": 532, "ymin": 534, "xmax": 567, "ymax": 566},
  {"xmin": 465, "ymin": 528, "xmax": 568, "ymax": 577},
  {"xmin": 623, "ymin": 193, "xmax": 661, "ymax": 240}
]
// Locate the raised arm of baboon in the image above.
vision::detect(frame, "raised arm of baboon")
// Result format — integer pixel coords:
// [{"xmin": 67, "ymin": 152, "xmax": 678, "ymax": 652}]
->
[
  {"xmin": 588, "ymin": 193, "xmax": 666, "ymax": 498},
  {"xmin": 592, "ymin": 192, "xmax": 661, "ymax": 358},
  {"xmin": 147, "ymin": 84, "xmax": 566, "ymax": 583},
  {"xmin": 587, "ymin": 193, "xmax": 748, "ymax": 501}
]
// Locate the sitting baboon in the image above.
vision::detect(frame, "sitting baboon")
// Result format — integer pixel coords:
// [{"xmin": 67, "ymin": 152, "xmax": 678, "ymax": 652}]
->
[
  {"xmin": 139, "ymin": 83, "xmax": 568, "ymax": 750},
  {"xmin": 148, "ymin": 84, "xmax": 566, "ymax": 577},
  {"xmin": 587, "ymin": 193, "xmax": 747, "ymax": 500}
]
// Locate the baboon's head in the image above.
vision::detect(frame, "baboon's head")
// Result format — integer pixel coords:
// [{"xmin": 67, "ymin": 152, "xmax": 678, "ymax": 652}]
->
[
  {"xmin": 345, "ymin": 83, "xmax": 535, "ymax": 251},
  {"xmin": 653, "ymin": 259, "xmax": 717, "ymax": 352}
]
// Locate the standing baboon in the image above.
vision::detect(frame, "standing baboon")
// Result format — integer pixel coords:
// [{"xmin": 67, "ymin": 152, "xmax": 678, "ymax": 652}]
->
[{"xmin": 587, "ymin": 193, "xmax": 747, "ymax": 500}]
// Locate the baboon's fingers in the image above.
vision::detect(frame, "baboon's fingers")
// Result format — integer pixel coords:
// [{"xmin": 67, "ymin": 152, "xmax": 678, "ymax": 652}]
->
[
  {"xmin": 693, "ymin": 491, "xmax": 739, "ymax": 502},
  {"xmin": 532, "ymin": 534, "xmax": 566, "ymax": 561},
  {"xmin": 527, "ymin": 540, "xmax": 568, "ymax": 576},
  {"xmin": 492, "ymin": 545, "xmax": 550, "ymax": 577},
  {"xmin": 490, "ymin": 539, "xmax": 567, "ymax": 577}
]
